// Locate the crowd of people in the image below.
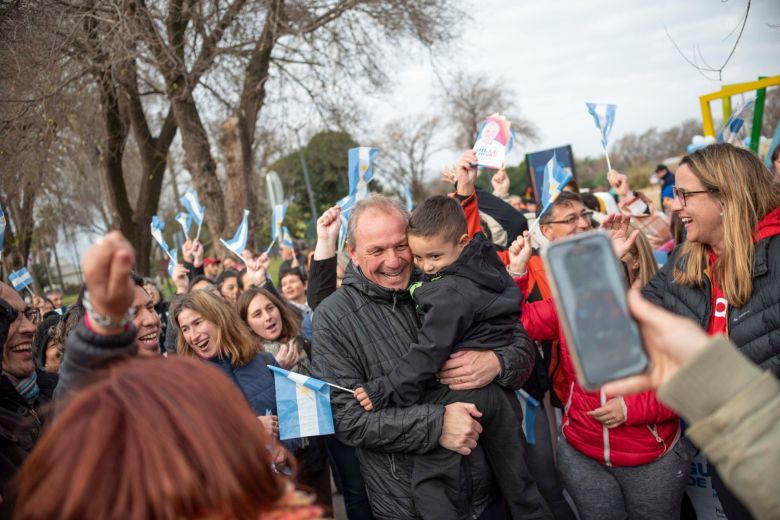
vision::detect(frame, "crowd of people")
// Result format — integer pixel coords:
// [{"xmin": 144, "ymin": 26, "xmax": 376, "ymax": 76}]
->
[{"xmin": 1, "ymin": 142, "xmax": 779, "ymax": 520}]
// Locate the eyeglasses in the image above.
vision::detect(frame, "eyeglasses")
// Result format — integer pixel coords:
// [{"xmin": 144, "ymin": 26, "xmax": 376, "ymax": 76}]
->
[
  {"xmin": 547, "ymin": 210, "xmax": 594, "ymax": 226},
  {"xmin": 672, "ymin": 187, "xmax": 719, "ymax": 207},
  {"xmin": 22, "ymin": 308, "xmax": 40, "ymax": 325}
]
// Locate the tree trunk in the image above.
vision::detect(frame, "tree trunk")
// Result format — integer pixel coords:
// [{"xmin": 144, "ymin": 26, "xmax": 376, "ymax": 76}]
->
[
  {"xmin": 235, "ymin": 0, "xmax": 284, "ymax": 250},
  {"xmin": 219, "ymin": 117, "xmax": 245, "ymax": 232},
  {"xmin": 171, "ymin": 93, "xmax": 227, "ymax": 243}
]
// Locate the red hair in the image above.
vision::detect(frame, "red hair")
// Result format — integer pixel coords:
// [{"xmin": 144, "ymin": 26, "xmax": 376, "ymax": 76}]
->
[{"xmin": 15, "ymin": 357, "xmax": 289, "ymax": 520}]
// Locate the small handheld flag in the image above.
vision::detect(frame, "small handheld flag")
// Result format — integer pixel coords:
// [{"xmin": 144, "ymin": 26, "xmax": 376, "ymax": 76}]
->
[
  {"xmin": 0, "ymin": 204, "xmax": 6, "ymax": 250},
  {"xmin": 150, "ymin": 216, "xmax": 176, "ymax": 263},
  {"xmin": 586, "ymin": 103, "xmax": 617, "ymax": 170},
  {"xmin": 9, "ymin": 267, "xmax": 34, "ymax": 296},
  {"xmin": 268, "ymin": 365, "xmax": 337, "ymax": 440},
  {"xmin": 348, "ymin": 147, "xmax": 379, "ymax": 201},
  {"xmin": 538, "ymin": 154, "xmax": 573, "ymax": 220},
  {"xmin": 717, "ymin": 98, "xmax": 755, "ymax": 144},
  {"xmin": 167, "ymin": 248, "xmax": 178, "ymax": 277},
  {"xmin": 220, "ymin": 209, "xmax": 250, "ymax": 260},
  {"xmin": 270, "ymin": 203, "xmax": 288, "ymax": 244},
  {"xmin": 337, "ymin": 193, "xmax": 358, "ymax": 251},
  {"xmin": 180, "ymin": 189, "xmax": 206, "ymax": 240},
  {"xmin": 281, "ymin": 226, "xmax": 294, "ymax": 249},
  {"xmin": 175, "ymin": 212, "xmax": 193, "ymax": 240},
  {"xmin": 403, "ymin": 184, "xmax": 413, "ymax": 212}
]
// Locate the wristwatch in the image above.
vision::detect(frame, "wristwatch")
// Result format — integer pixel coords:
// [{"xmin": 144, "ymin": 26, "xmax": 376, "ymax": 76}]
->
[{"xmin": 82, "ymin": 290, "xmax": 136, "ymax": 328}]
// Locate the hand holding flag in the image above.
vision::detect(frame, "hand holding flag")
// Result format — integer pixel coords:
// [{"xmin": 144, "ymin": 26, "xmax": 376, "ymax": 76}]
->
[{"xmin": 268, "ymin": 365, "xmax": 352, "ymax": 440}]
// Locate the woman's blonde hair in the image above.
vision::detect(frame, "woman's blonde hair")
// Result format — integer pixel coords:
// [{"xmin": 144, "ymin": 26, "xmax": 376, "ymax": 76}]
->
[
  {"xmin": 172, "ymin": 290, "xmax": 261, "ymax": 366},
  {"xmin": 627, "ymin": 223, "xmax": 658, "ymax": 288},
  {"xmin": 673, "ymin": 143, "xmax": 780, "ymax": 307}
]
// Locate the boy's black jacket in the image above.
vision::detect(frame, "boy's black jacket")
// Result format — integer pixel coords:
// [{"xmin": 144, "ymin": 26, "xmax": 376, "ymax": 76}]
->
[{"xmin": 364, "ymin": 232, "xmax": 524, "ymax": 409}]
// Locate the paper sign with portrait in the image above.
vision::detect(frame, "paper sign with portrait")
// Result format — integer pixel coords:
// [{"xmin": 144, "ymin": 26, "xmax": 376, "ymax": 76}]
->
[{"xmin": 473, "ymin": 113, "xmax": 512, "ymax": 169}]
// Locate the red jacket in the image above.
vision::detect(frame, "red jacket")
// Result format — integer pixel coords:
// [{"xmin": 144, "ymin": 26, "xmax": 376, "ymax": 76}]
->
[{"xmin": 515, "ymin": 274, "xmax": 680, "ymax": 467}]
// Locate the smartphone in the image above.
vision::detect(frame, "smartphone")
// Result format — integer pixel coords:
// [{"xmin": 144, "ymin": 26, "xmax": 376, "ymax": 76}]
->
[
  {"xmin": 626, "ymin": 195, "xmax": 649, "ymax": 216},
  {"xmin": 541, "ymin": 231, "xmax": 648, "ymax": 390}
]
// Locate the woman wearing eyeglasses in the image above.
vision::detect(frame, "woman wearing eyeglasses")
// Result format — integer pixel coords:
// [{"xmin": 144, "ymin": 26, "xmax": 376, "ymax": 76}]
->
[{"xmin": 642, "ymin": 142, "xmax": 780, "ymax": 519}]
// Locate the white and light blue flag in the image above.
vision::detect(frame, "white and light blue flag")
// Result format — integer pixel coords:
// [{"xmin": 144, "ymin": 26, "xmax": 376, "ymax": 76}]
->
[
  {"xmin": 270, "ymin": 203, "xmax": 288, "ymax": 244},
  {"xmin": 586, "ymin": 103, "xmax": 617, "ymax": 150},
  {"xmin": 220, "ymin": 209, "xmax": 250, "ymax": 257},
  {"xmin": 281, "ymin": 226, "xmax": 294, "ymax": 249},
  {"xmin": 267, "ymin": 365, "xmax": 336, "ymax": 440},
  {"xmin": 0, "ymin": 204, "xmax": 6, "ymax": 248},
  {"xmin": 179, "ymin": 189, "xmax": 205, "ymax": 226},
  {"xmin": 538, "ymin": 154, "xmax": 573, "ymax": 219},
  {"xmin": 175, "ymin": 212, "xmax": 193, "ymax": 239},
  {"xmin": 167, "ymin": 248, "xmax": 178, "ymax": 277},
  {"xmin": 336, "ymin": 193, "xmax": 359, "ymax": 251},
  {"xmin": 348, "ymin": 147, "xmax": 379, "ymax": 200},
  {"xmin": 717, "ymin": 98, "xmax": 755, "ymax": 144},
  {"xmin": 9, "ymin": 267, "xmax": 33, "ymax": 292},
  {"xmin": 150, "ymin": 216, "xmax": 176, "ymax": 261},
  {"xmin": 403, "ymin": 184, "xmax": 413, "ymax": 212}
]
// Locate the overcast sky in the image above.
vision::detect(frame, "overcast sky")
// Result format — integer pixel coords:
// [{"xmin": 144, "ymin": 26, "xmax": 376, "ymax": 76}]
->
[{"xmin": 364, "ymin": 0, "xmax": 780, "ymax": 165}]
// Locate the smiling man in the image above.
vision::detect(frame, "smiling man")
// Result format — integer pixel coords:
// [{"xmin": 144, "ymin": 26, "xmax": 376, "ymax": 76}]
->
[
  {"xmin": 1, "ymin": 282, "xmax": 60, "ymax": 503},
  {"xmin": 130, "ymin": 274, "xmax": 163, "ymax": 356},
  {"xmin": 311, "ymin": 194, "xmax": 538, "ymax": 519}
]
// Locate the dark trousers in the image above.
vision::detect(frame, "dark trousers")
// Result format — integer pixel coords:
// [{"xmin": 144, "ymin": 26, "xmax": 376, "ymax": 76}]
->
[
  {"xmin": 412, "ymin": 383, "xmax": 551, "ymax": 520},
  {"xmin": 525, "ymin": 398, "xmax": 577, "ymax": 520},
  {"xmin": 324, "ymin": 436, "xmax": 375, "ymax": 520}
]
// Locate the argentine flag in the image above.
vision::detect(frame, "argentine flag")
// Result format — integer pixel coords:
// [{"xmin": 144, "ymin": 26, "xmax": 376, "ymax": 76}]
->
[
  {"xmin": 281, "ymin": 226, "xmax": 294, "ymax": 249},
  {"xmin": 586, "ymin": 103, "xmax": 617, "ymax": 150},
  {"xmin": 538, "ymin": 154, "xmax": 573, "ymax": 219},
  {"xmin": 336, "ymin": 193, "xmax": 358, "ymax": 251},
  {"xmin": 0, "ymin": 204, "xmax": 6, "ymax": 248},
  {"xmin": 717, "ymin": 98, "xmax": 755, "ymax": 144},
  {"xmin": 268, "ymin": 365, "xmax": 335, "ymax": 440},
  {"xmin": 270, "ymin": 203, "xmax": 288, "ymax": 244},
  {"xmin": 9, "ymin": 267, "xmax": 33, "ymax": 292},
  {"xmin": 220, "ymin": 209, "xmax": 250, "ymax": 257},
  {"xmin": 403, "ymin": 183, "xmax": 414, "ymax": 212},
  {"xmin": 167, "ymin": 248, "xmax": 178, "ymax": 277},
  {"xmin": 175, "ymin": 212, "xmax": 193, "ymax": 239},
  {"xmin": 151, "ymin": 216, "xmax": 175, "ymax": 261},
  {"xmin": 348, "ymin": 147, "xmax": 379, "ymax": 200},
  {"xmin": 179, "ymin": 189, "xmax": 205, "ymax": 226}
]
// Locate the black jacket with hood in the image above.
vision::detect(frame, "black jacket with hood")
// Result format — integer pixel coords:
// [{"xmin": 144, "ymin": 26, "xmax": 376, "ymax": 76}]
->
[
  {"xmin": 310, "ymin": 259, "xmax": 536, "ymax": 519},
  {"xmin": 362, "ymin": 233, "xmax": 527, "ymax": 409}
]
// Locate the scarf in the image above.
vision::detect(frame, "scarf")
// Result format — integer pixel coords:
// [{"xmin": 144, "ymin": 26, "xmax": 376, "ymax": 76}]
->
[{"xmin": 3, "ymin": 370, "xmax": 40, "ymax": 403}]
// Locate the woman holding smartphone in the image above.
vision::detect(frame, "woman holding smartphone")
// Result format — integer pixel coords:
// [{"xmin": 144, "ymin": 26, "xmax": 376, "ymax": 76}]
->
[
  {"xmin": 642, "ymin": 142, "xmax": 780, "ymax": 519},
  {"xmin": 509, "ymin": 224, "xmax": 692, "ymax": 520}
]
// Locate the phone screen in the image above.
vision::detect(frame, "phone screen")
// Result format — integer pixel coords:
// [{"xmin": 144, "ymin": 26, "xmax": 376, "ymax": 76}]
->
[{"xmin": 545, "ymin": 233, "xmax": 648, "ymax": 388}]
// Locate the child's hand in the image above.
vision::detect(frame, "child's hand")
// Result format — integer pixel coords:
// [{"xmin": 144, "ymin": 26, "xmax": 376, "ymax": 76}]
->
[
  {"xmin": 355, "ymin": 387, "xmax": 374, "ymax": 411},
  {"xmin": 507, "ymin": 231, "xmax": 533, "ymax": 275}
]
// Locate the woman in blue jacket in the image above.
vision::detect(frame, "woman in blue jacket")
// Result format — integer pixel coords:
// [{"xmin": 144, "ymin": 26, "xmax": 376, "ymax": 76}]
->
[{"xmin": 172, "ymin": 290, "xmax": 300, "ymax": 461}]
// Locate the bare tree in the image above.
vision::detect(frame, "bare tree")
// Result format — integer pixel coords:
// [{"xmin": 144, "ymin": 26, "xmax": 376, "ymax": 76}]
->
[
  {"xmin": 378, "ymin": 115, "xmax": 442, "ymax": 204},
  {"xmin": 127, "ymin": 0, "xmax": 461, "ymax": 249},
  {"xmin": 442, "ymin": 73, "xmax": 538, "ymax": 150}
]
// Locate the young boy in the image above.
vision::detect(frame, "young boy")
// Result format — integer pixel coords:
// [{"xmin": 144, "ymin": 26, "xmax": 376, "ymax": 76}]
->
[{"xmin": 354, "ymin": 195, "xmax": 549, "ymax": 520}]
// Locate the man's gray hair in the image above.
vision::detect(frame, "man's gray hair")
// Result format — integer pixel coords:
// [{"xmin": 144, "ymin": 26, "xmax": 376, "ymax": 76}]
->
[{"xmin": 346, "ymin": 194, "xmax": 410, "ymax": 249}]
